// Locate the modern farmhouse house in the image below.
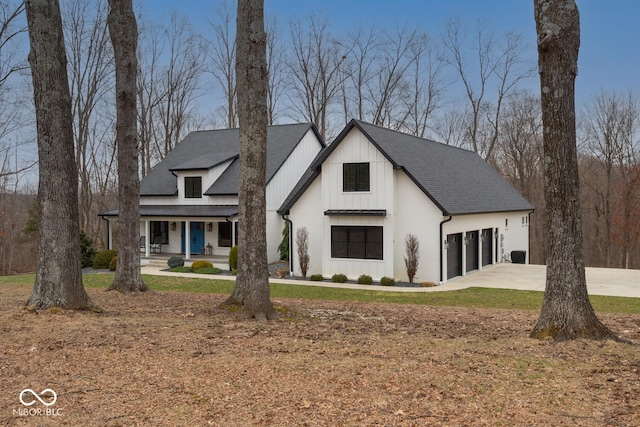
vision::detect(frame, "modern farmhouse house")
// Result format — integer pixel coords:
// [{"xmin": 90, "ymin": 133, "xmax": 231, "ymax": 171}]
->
[
  {"xmin": 101, "ymin": 123, "xmax": 324, "ymax": 262},
  {"xmin": 278, "ymin": 120, "xmax": 534, "ymax": 284}
]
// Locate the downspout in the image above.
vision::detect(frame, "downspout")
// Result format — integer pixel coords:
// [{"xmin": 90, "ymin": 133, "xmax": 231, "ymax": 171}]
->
[
  {"xmin": 439, "ymin": 215, "xmax": 453, "ymax": 284},
  {"xmin": 282, "ymin": 214, "xmax": 293, "ymax": 276},
  {"xmin": 528, "ymin": 210, "xmax": 534, "ymax": 264}
]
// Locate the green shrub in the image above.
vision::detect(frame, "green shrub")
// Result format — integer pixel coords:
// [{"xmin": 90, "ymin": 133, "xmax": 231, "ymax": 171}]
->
[
  {"xmin": 109, "ymin": 256, "xmax": 117, "ymax": 271},
  {"xmin": 93, "ymin": 250, "xmax": 117, "ymax": 269},
  {"xmin": 167, "ymin": 256, "xmax": 184, "ymax": 269},
  {"xmin": 191, "ymin": 260, "xmax": 213, "ymax": 272},
  {"xmin": 169, "ymin": 266, "xmax": 192, "ymax": 273},
  {"xmin": 229, "ymin": 245, "xmax": 238, "ymax": 270},
  {"xmin": 309, "ymin": 274, "xmax": 324, "ymax": 281},
  {"xmin": 80, "ymin": 230, "xmax": 97, "ymax": 268},
  {"xmin": 357, "ymin": 274, "xmax": 373, "ymax": 285},
  {"xmin": 380, "ymin": 276, "xmax": 396, "ymax": 286},
  {"xmin": 193, "ymin": 267, "xmax": 223, "ymax": 275},
  {"xmin": 331, "ymin": 273, "xmax": 348, "ymax": 283}
]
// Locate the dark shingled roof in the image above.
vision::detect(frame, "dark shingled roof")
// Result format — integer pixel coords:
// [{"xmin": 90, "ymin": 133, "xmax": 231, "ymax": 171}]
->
[
  {"xmin": 140, "ymin": 123, "xmax": 321, "ymax": 196},
  {"xmin": 279, "ymin": 120, "xmax": 534, "ymax": 216}
]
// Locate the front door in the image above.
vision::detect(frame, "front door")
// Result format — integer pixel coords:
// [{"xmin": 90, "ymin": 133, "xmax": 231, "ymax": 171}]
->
[
  {"xmin": 190, "ymin": 222, "xmax": 205, "ymax": 254},
  {"xmin": 182, "ymin": 222, "xmax": 205, "ymax": 255}
]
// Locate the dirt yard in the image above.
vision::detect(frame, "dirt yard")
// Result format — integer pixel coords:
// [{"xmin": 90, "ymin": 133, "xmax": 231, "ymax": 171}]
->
[{"xmin": 1, "ymin": 284, "xmax": 639, "ymax": 426}]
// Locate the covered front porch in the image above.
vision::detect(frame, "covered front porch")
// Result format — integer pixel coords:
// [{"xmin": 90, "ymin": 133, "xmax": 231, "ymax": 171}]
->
[{"xmin": 101, "ymin": 205, "xmax": 238, "ymax": 262}]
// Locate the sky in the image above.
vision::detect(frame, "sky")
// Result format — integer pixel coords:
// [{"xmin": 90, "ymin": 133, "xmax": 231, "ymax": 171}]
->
[{"xmin": 140, "ymin": 0, "xmax": 639, "ymax": 106}]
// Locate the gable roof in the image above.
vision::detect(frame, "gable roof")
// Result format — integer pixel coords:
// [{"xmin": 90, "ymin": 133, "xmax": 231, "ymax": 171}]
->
[
  {"xmin": 279, "ymin": 119, "xmax": 534, "ymax": 216},
  {"xmin": 140, "ymin": 123, "xmax": 322, "ymax": 196}
]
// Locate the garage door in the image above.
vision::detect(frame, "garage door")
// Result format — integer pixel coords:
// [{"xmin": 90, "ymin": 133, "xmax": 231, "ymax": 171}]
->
[
  {"xmin": 481, "ymin": 228, "xmax": 493, "ymax": 266},
  {"xmin": 465, "ymin": 230, "xmax": 479, "ymax": 273},
  {"xmin": 447, "ymin": 233, "xmax": 462, "ymax": 279}
]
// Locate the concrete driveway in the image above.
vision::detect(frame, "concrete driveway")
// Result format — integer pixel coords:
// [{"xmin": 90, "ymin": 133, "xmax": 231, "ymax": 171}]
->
[
  {"xmin": 142, "ymin": 261, "xmax": 639, "ymax": 297},
  {"xmin": 440, "ymin": 263, "xmax": 640, "ymax": 298}
]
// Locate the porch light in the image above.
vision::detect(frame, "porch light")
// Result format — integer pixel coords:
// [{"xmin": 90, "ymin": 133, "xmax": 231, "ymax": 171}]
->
[
  {"xmin": 171, "ymin": 222, "xmax": 176, "ymax": 231},
  {"xmin": 207, "ymin": 222, "xmax": 213, "ymax": 231}
]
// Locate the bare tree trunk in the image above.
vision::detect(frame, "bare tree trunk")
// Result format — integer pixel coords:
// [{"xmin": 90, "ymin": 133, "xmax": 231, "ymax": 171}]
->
[
  {"xmin": 25, "ymin": 0, "xmax": 90, "ymax": 310},
  {"xmin": 223, "ymin": 0, "xmax": 275, "ymax": 321},
  {"xmin": 530, "ymin": 0, "xmax": 618, "ymax": 341},
  {"xmin": 107, "ymin": 0, "xmax": 148, "ymax": 293}
]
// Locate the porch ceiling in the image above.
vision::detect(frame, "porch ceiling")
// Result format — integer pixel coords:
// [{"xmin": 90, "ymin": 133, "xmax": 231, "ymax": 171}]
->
[{"xmin": 101, "ymin": 205, "xmax": 238, "ymax": 218}]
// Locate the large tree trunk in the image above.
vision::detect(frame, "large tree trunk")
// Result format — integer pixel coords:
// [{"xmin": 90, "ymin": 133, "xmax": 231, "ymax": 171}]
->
[
  {"xmin": 25, "ymin": 0, "xmax": 90, "ymax": 310},
  {"xmin": 223, "ymin": 0, "xmax": 275, "ymax": 321},
  {"xmin": 530, "ymin": 0, "xmax": 618, "ymax": 341},
  {"xmin": 107, "ymin": 0, "xmax": 148, "ymax": 293}
]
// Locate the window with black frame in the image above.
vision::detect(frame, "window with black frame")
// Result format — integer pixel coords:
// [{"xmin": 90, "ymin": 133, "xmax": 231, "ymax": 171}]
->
[
  {"xmin": 343, "ymin": 162, "xmax": 370, "ymax": 192},
  {"xmin": 185, "ymin": 176, "xmax": 202, "ymax": 198},
  {"xmin": 218, "ymin": 222, "xmax": 232, "ymax": 247},
  {"xmin": 331, "ymin": 226, "xmax": 382, "ymax": 260},
  {"xmin": 150, "ymin": 221, "xmax": 169, "ymax": 244}
]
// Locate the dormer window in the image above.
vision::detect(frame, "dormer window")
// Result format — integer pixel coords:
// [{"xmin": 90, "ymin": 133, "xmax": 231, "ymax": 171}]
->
[
  {"xmin": 343, "ymin": 162, "xmax": 370, "ymax": 192},
  {"xmin": 185, "ymin": 176, "xmax": 202, "ymax": 198}
]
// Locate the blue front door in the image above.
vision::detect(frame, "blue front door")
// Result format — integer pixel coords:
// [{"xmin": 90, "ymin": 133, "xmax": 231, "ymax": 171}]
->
[
  {"xmin": 182, "ymin": 222, "xmax": 205, "ymax": 255},
  {"xmin": 190, "ymin": 222, "xmax": 205, "ymax": 254}
]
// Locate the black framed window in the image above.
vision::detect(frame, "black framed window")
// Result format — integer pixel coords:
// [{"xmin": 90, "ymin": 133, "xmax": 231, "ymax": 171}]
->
[
  {"xmin": 218, "ymin": 222, "xmax": 232, "ymax": 247},
  {"xmin": 150, "ymin": 221, "xmax": 169, "ymax": 244},
  {"xmin": 343, "ymin": 162, "xmax": 370, "ymax": 192},
  {"xmin": 185, "ymin": 176, "xmax": 202, "ymax": 198},
  {"xmin": 331, "ymin": 226, "xmax": 383, "ymax": 260}
]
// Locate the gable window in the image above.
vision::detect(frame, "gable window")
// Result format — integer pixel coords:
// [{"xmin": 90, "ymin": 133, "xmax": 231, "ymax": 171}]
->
[
  {"xmin": 331, "ymin": 226, "xmax": 383, "ymax": 260},
  {"xmin": 218, "ymin": 221, "xmax": 232, "ymax": 247},
  {"xmin": 343, "ymin": 162, "xmax": 370, "ymax": 192},
  {"xmin": 185, "ymin": 176, "xmax": 202, "ymax": 198}
]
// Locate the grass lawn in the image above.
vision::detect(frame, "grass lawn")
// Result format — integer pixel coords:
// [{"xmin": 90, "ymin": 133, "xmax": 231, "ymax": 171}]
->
[{"xmin": 2, "ymin": 272, "xmax": 639, "ymax": 314}]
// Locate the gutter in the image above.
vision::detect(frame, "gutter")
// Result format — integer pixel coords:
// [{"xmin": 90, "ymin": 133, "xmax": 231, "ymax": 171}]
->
[{"xmin": 439, "ymin": 215, "xmax": 453, "ymax": 284}]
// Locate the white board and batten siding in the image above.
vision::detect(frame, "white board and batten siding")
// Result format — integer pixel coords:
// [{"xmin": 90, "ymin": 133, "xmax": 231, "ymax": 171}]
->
[
  {"xmin": 393, "ymin": 170, "xmax": 443, "ymax": 283},
  {"xmin": 321, "ymin": 129, "xmax": 395, "ymax": 280},
  {"xmin": 265, "ymin": 129, "xmax": 324, "ymax": 262}
]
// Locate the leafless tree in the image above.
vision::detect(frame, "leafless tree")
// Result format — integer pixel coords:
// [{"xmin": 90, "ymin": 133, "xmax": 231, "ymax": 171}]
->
[
  {"xmin": 208, "ymin": 0, "xmax": 237, "ymax": 128},
  {"xmin": 156, "ymin": 12, "xmax": 206, "ymax": 157},
  {"xmin": 265, "ymin": 15, "xmax": 286, "ymax": 125},
  {"xmin": 442, "ymin": 17, "xmax": 534, "ymax": 163},
  {"xmin": 579, "ymin": 90, "xmax": 639, "ymax": 267},
  {"xmin": 529, "ymin": 0, "xmax": 618, "ymax": 342},
  {"xmin": 137, "ymin": 12, "xmax": 206, "ymax": 172},
  {"xmin": 136, "ymin": 23, "xmax": 163, "ymax": 176},
  {"xmin": 287, "ymin": 16, "xmax": 348, "ymax": 140},
  {"xmin": 402, "ymin": 32, "xmax": 447, "ymax": 138},
  {"xmin": 404, "ymin": 233, "xmax": 420, "ymax": 284},
  {"xmin": 296, "ymin": 227, "xmax": 310, "ymax": 278},
  {"xmin": 107, "ymin": 0, "xmax": 148, "ymax": 293},
  {"xmin": 0, "ymin": 1, "xmax": 31, "ymax": 180},
  {"xmin": 25, "ymin": 0, "xmax": 90, "ymax": 310},
  {"xmin": 433, "ymin": 107, "xmax": 469, "ymax": 147},
  {"xmin": 224, "ymin": 0, "xmax": 276, "ymax": 321},
  {"xmin": 63, "ymin": 0, "xmax": 115, "ymax": 236}
]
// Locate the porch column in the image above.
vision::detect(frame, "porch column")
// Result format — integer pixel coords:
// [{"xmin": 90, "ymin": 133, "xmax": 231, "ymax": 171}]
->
[
  {"xmin": 184, "ymin": 220, "xmax": 191, "ymax": 259},
  {"xmin": 144, "ymin": 220, "xmax": 150, "ymax": 257}
]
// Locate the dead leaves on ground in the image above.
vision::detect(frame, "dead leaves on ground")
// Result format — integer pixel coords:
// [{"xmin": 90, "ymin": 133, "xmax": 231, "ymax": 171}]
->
[{"xmin": 0, "ymin": 285, "xmax": 638, "ymax": 426}]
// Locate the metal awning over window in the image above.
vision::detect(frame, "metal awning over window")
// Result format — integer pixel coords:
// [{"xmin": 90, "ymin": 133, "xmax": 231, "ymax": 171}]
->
[{"xmin": 324, "ymin": 209, "xmax": 387, "ymax": 216}]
